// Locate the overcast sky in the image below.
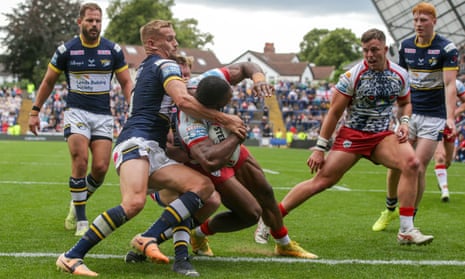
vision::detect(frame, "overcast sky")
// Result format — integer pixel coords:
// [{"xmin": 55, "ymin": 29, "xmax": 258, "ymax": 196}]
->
[{"xmin": 1, "ymin": 0, "xmax": 393, "ymax": 63}]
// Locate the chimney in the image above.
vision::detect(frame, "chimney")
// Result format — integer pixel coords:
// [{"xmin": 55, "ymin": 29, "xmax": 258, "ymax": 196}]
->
[{"xmin": 264, "ymin": 42, "xmax": 275, "ymax": 55}]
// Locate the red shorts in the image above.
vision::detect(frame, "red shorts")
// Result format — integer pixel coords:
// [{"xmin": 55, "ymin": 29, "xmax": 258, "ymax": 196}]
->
[
  {"xmin": 442, "ymin": 126, "xmax": 455, "ymax": 143},
  {"xmin": 184, "ymin": 145, "xmax": 250, "ymax": 185},
  {"xmin": 185, "ymin": 162, "xmax": 234, "ymax": 185},
  {"xmin": 233, "ymin": 145, "xmax": 250, "ymax": 171},
  {"xmin": 332, "ymin": 126, "xmax": 393, "ymax": 157}
]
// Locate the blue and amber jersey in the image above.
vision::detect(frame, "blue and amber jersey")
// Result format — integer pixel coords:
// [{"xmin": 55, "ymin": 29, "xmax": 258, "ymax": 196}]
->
[
  {"xmin": 398, "ymin": 33, "xmax": 459, "ymax": 118},
  {"xmin": 49, "ymin": 35, "xmax": 128, "ymax": 115},
  {"xmin": 115, "ymin": 55, "xmax": 183, "ymax": 148}
]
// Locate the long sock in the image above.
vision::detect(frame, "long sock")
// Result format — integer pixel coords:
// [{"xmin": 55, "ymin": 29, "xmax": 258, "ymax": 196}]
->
[
  {"xmin": 86, "ymin": 174, "xmax": 103, "ymax": 200},
  {"xmin": 270, "ymin": 225, "xmax": 290, "ymax": 245},
  {"xmin": 434, "ymin": 165, "xmax": 449, "ymax": 193},
  {"xmin": 173, "ymin": 219, "xmax": 192, "ymax": 261},
  {"xmin": 65, "ymin": 205, "xmax": 128, "ymax": 259},
  {"xmin": 142, "ymin": 191, "xmax": 203, "ymax": 238},
  {"xmin": 278, "ymin": 203, "xmax": 289, "ymax": 217},
  {"xmin": 399, "ymin": 207, "xmax": 414, "ymax": 232},
  {"xmin": 70, "ymin": 177, "xmax": 87, "ymax": 221},
  {"xmin": 385, "ymin": 197, "xmax": 398, "ymax": 211}
]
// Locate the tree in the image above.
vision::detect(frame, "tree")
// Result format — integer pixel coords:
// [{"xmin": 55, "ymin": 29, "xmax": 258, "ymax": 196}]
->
[
  {"xmin": 1, "ymin": 0, "xmax": 80, "ymax": 84},
  {"xmin": 299, "ymin": 28, "xmax": 362, "ymax": 70},
  {"xmin": 104, "ymin": 0, "xmax": 213, "ymax": 48}
]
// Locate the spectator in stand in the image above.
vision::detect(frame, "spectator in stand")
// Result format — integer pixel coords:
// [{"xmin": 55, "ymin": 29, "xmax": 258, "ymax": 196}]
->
[
  {"xmin": 252, "ymin": 124, "xmax": 262, "ymax": 141},
  {"xmin": 247, "ymin": 101, "xmax": 257, "ymax": 119},
  {"xmin": 287, "ymin": 86, "xmax": 298, "ymax": 105}
]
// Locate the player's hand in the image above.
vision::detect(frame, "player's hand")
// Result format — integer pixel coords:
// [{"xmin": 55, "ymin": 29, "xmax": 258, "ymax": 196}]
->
[
  {"xmin": 222, "ymin": 114, "xmax": 247, "ymax": 140},
  {"xmin": 396, "ymin": 123, "xmax": 409, "ymax": 143},
  {"xmin": 251, "ymin": 82, "xmax": 274, "ymax": 98},
  {"xmin": 446, "ymin": 118, "xmax": 457, "ymax": 139},
  {"xmin": 28, "ymin": 114, "xmax": 40, "ymax": 136},
  {"xmin": 307, "ymin": 149, "xmax": 325, "ymax": 174}
]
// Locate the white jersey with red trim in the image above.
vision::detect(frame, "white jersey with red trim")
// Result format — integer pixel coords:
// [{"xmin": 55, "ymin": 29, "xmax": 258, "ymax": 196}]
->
[{"xmin": 334, "ymin": 60, "xmax": 410, "ymax": 133}]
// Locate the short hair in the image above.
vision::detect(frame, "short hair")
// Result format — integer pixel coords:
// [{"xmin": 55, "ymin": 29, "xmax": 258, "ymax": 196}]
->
[
  {"xmin": 412, "ymin": 2, "xmax": 437, "ymax": 18},
  {"xmin": 175, "ymin": 55, "xmax": 194, "ymax": 69},
  {"xmin": 139, "ymin": 19, "xmax": 172, "ymax": 45},
  {"xmin": 196, "ymin": 76, "xmax": 231, "ymax": 109},
  {"xmin": 361, "ymin": 28, "xmax": 386, "ymax": 44},
  {"xmin": 79, "ymin": 2, "xmax": 102, "ymax": 19}
]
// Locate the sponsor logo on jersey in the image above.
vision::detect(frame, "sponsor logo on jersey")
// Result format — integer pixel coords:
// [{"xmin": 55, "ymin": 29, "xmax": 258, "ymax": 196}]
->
[
  {"xmin": 404, "ymin": 48, "xmax": 416, "ymax": 53},
  {"xmin": 70, "ymin": 50, "xmax": 84, "ymax": 55},
  {"xmin": 88, "ymin": 58, "xmax": 96, "ymax": 67},
  {"xmin": 429, "ymin": 57, "xmax": 438, "ymax": 66},
  {"xmin": 98, "ymin": 50, "xmax": 111, "ymax": 55},
  {"xmin": 100, "ymin": 59, "xmax": 111, "ymax": 67},
  {"xmin": 428, "ymin": 49, "xmax": 440, "ymax": 55},
  {"xmin": 444, "ymin": 42, "xmax": 456, "ymax": 53},
  {"xmin": 58, "ymin": 44, "xmax": 67, "ymax": 54},
  {"xmin": 70, "ymin": 60, "xmax": 85, "ymax": 66}
]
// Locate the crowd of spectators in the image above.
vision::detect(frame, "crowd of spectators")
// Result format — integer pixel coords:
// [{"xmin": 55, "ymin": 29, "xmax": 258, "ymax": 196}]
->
[
  {"xmin": 4, "ymin": 78, "xmax": 465, "ymax": 163},
  {"xmin": 0, "ymin": 86, "xmax": 23, "ymax": 134}
]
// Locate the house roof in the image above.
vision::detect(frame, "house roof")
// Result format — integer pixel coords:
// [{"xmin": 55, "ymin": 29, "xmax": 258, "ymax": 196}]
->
[
  {"xmin": 268, "ymin": 62, "xmax": 309, "ymax": 76},
  {"xmin": 311, "ymin": 65, "xmax": 335, "ymax": 80},
  {"xmin": 120, "ymin": 45, "xmax": 223, "ymax": 74},
  {"xmin": 248, "ymin": 50, "xmax": 298, "ymax": 64}
]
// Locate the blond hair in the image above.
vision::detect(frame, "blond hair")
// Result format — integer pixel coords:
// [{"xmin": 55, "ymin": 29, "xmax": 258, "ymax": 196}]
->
[
  {"xmin": 139, "ymin": 19, "xmax": 172, "ymax": 45},
  {"xmin": 175, "ymin": 55, "xmax": 194, "ymax": 69}
]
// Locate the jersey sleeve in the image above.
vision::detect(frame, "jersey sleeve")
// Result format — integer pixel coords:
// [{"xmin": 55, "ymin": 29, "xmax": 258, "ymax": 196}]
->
[{"xmin": 177, "ymin": 111, "xmax": 209, "ymax": 149}]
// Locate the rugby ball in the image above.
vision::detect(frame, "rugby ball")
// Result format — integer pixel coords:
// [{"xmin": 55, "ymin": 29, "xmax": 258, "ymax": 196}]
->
[{"xmin": 208, "ymin": 123, "xmax": 241, "ymax": 167}]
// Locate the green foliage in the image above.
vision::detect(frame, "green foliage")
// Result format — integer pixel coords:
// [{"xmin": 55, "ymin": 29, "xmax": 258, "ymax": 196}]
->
[
  {"xmin": 299, "ymin": 28, "xmax": 362, "ymax": 69},
  {"xmin": 0, "ymin": 0, "xmax": 80, "ymax": 84},
  {"xmin": 104, "ymin": 0, "xmax": 213, "ymax": 48},
  {"xmin": 1, "ymin": 141, "xmax": 465, "ymax": 278}
]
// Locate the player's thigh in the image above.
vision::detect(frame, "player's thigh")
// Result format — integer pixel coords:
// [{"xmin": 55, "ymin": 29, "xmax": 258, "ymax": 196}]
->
[
  {"xmin": 119, "ymin": 158, "xmax": 150, "ymax": 217},
  {"xmin": 235, "ymin": 156, "xmax": 273, "ymax": 197},
  {"xmin": 149, "ymin": 164, "xmax": 212, "ymax": 198},
  {"xmin": 415, "ymin": 137, "xmax": 439, "ymax": 166},
  {"xmin": 317, "ymin": 150, "xmax": 360, "ymax": 184},
  {"xmin": 372, "ymin": 135, "xmax": 415, "ymax": 170},
  {"xmin": 89, "ymin": 138, "xmax": 112, "ymax": 167},
  {"xmin": 216, "ymin": 177, "xmax": 261, "ymax": 218},
  {"xmin": 67, "ymin": 133, "xmax": 90, "ymax": 159}
]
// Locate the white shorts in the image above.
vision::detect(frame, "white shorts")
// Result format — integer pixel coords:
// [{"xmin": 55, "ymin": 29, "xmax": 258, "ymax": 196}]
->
[
  {"xmin": 64, "ymin": 108, "xmax": 113, "ymax": 140},
  {"xmin": 409, "ymin": 114, "xmax": 445, "ymax": 141},
  {"xmin": 112, "ymin": 137, "xmax": 180, "ymax": 175}
]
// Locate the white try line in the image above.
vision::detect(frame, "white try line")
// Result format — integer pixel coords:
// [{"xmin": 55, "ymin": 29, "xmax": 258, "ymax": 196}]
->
[{"xmin": 1, "ymin": 252, "xmax": 465, "ymax": 266}]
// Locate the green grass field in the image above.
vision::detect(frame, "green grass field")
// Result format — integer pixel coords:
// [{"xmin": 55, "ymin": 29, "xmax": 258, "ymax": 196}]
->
[{"xmin": 1, "ymin": 140, "xmax": 465, "ymax": 278}]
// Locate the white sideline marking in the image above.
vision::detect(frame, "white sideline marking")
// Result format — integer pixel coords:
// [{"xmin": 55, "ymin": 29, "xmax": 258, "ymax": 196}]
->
[
  {"xmin": 1, "ymin": 252, "xmax": 465, "ymax": 266},
  {"xmin": 1, "ymin": 180, "xmax": 465, "ymax": 196},
  {"xmin": 331, "ymin": 185, "xmax": 351, "ymax": 191},
  {"xmin": 263, "ymin": 168, "xmax": 280, "ymax": 174}
]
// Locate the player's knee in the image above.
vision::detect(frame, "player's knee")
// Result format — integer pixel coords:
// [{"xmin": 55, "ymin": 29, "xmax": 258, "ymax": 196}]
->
[
  {"xmin": 122, "ymin": 196, "xmax": 146, "ymax": 219},
  {"xmin": 403, "ymin": 155, "xmax": 420, "ymax": 174},
  {"xmin": 205, "ymin": 191, "xmax": 222, "ymax": 210},
  {"xmin": 189, "ymin": 175, "xmax": 215, "ymax": 202},
  {"xmin": 242, "ymin": 204, "xmax": 262, "ymax": 227},
  {"xmin": 92, "ymin": 162, "xmax": 109, "ymax": 178}
]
